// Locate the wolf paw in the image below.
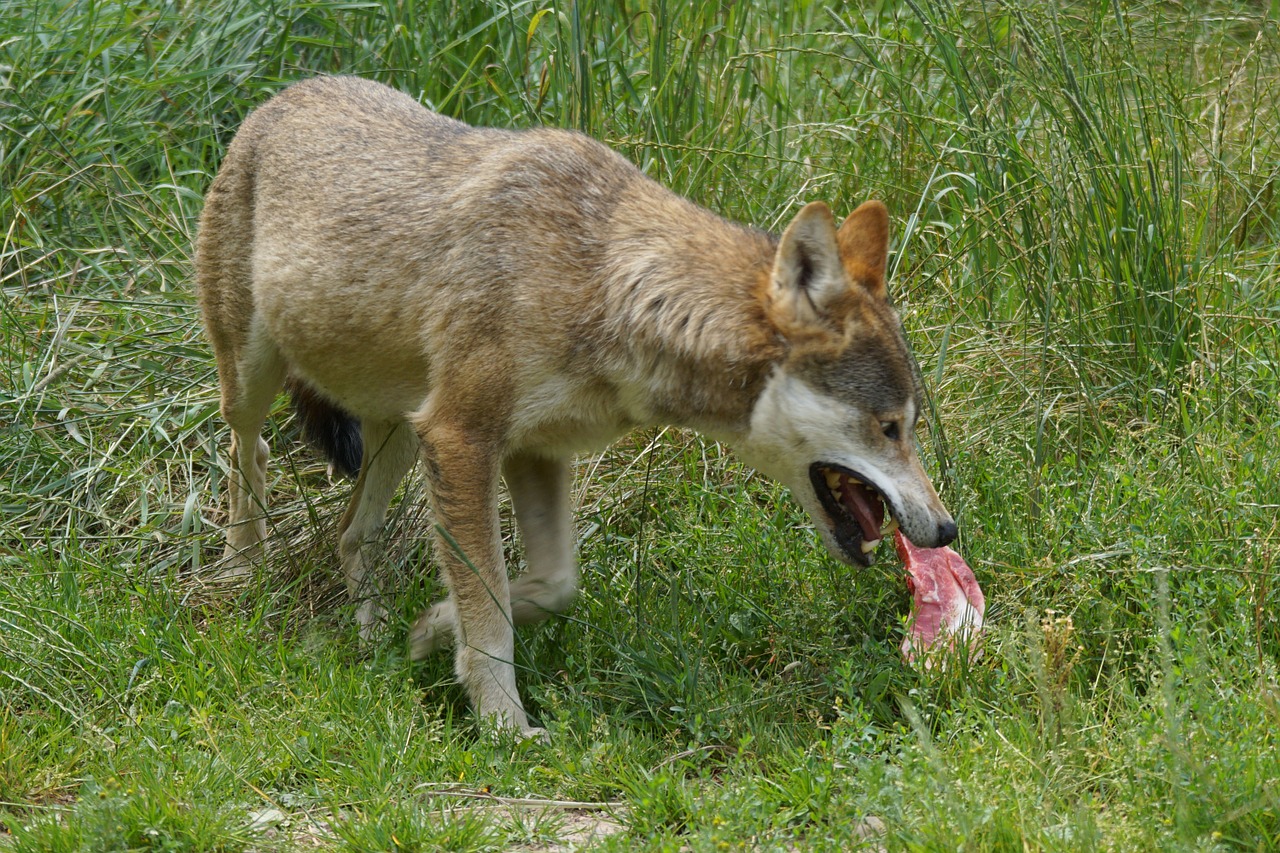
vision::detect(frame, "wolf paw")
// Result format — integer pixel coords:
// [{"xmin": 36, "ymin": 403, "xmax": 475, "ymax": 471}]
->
[
  {"xmin": 198, "ymin": 547, "xmax": 258, "ymax": 589},
  {"xmin": 354, "ymin": 599, "xmax": 388, "ymax": 641},
  {"xmin": 408, "ymin": 601, "xmax": 456, "ymax": 660},
  {"xmin": 479, "ymin": 718, "xmax": 548, "ymax": 745},
  {"xmin": 520, "ymin": 726, "xmax": 550, "ymax": 744}
]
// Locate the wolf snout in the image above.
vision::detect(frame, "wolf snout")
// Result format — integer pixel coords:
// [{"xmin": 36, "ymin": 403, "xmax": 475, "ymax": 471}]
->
[
  {"xmin": 935, "ymin": 518, "xmax": 958, "ymax": 548},
  {"xmin": 902, "ymin": 511, "xmax": 957, "ymax": 549}
]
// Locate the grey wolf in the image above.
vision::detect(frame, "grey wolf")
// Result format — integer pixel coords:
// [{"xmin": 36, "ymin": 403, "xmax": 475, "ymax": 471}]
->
[{"xmin": 196, "ymin": 75, "xmax": 956, "ymax": 737}]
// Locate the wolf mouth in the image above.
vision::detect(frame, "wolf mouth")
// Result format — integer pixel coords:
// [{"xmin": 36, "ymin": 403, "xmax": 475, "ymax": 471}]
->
[{"xmin": 809, "ymin": 462, "xmax": 899, "ymax": 566}]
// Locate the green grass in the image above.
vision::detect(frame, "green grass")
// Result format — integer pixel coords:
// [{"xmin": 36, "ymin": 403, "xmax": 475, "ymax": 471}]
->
[{"xmin": 3, "ymin": 0, "xmax": 1280, "ymax": 849}]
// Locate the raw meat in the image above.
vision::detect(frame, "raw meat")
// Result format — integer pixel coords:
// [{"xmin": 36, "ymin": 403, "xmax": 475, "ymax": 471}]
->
[{"xmin": 894, "ymin": 529, "xmax": 985, "ymax": 667}]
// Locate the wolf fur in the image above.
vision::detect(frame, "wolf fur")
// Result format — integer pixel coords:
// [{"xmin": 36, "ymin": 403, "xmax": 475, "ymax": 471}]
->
[{"xmin": 196, "ymin": 75, "xmax": 956, "ymax": 736}]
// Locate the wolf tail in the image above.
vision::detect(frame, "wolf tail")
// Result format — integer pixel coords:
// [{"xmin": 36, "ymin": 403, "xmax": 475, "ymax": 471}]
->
[{"xmin": 286, "ymin": 377, "xmax": 363, "ymax": 478}]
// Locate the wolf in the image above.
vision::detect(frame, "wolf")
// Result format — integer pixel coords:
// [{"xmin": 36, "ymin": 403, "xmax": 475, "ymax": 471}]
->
[{"xmin": 196, "ymin": 75, "xmax": 957, "ymax": 737}]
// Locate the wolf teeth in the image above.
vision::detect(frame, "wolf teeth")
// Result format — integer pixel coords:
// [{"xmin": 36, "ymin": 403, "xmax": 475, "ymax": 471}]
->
[
  {"xmin": 824, "ymin": 469, "xmax": 888, "ymax": 553},
  {"xmin": 824, "ymin": 469, "xmax": 865, "ymax": 498}
]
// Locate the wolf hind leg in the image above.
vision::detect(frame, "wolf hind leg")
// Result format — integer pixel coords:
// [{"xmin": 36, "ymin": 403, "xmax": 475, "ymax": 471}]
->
[
  {"xmin": 219, "ymin": 335, "xmax": 286, "ymax": 573},
  {"xmin": 337, "ymin": 420, "xmax": 419, "ymax": 638},
  {"xmin": 409, "ymin": 453, "xmax": 577, "ymax": 658}
]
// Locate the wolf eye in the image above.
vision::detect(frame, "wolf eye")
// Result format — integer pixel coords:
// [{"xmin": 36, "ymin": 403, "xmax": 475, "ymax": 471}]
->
[{"xmin": 881, "ymin": 421, "xmax": 900, "ymax": 441}]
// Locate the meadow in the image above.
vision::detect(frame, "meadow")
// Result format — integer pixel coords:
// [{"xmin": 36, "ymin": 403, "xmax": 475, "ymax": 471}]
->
[{"xmin": 3, "ymin": 0, "xmax": 1279, "ymax": 849}]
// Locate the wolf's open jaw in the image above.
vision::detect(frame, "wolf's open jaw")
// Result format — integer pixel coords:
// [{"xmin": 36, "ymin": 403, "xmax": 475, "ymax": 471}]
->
[{"xmin": 809, "ymin": 462, "xmax": 899, "ymax": 565}]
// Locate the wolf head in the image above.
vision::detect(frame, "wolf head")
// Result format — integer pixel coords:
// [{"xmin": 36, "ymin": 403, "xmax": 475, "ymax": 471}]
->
[{"xmin": 736, "ymin": 201, "xmax": 956, "ymax": 566}]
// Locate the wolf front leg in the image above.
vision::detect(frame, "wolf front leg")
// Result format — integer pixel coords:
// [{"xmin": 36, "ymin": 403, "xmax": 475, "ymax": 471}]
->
[
  {"xmin": 504, "ymin": 453, "xmax": 578, "ymax": 625},
  {"xmin": 411, "ymin": 453, "xmax": 577, "ymax": 654},
  {"xmin": 414, "ymin": 419, "xmax": 535, "ymax": 736}
]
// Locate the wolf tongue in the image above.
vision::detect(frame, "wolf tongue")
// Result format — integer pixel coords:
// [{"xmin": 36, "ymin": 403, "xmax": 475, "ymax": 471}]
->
[{"xmin": 838, "ymin": 477, "xmax": 884, "ymax": 541}]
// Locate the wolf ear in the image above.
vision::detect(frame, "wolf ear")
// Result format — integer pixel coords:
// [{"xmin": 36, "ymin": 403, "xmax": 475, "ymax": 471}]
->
[
  {"xmin": 769, "ymin": 201, "xmax": 848, "ymax": 328},
  {"xmin": 835, "ymin": 200, "xmax": 889, "ymax": 300}
]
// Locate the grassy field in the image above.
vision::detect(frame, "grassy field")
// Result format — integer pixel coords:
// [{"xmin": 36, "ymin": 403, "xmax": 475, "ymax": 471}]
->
[{"xmin": 3, "ymin": 0, "xmax": 1280, "ymax": 849}]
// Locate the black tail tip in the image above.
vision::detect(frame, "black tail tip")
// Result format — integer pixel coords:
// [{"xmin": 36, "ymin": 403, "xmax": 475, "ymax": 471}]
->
[{"xmin": 286, "ymin": 377, "xmax": 362, "ymax": 478}]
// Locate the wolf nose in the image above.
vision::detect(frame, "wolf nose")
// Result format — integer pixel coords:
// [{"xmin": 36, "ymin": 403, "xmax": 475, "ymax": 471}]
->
[{"xmin": 936, "ymin": 519, "xmax": 958, "ymax": 547}]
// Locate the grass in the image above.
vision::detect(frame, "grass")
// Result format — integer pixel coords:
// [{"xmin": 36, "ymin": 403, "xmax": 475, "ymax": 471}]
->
[{"xmin": 3, "ymin": 0, "xmax": 1280, "ymax": 849}]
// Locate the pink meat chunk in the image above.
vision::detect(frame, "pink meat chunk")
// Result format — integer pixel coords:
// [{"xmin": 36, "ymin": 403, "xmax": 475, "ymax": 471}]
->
[{"xmin": 893, "ymin": 530, "xmax": 986, "ymax": 666}]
